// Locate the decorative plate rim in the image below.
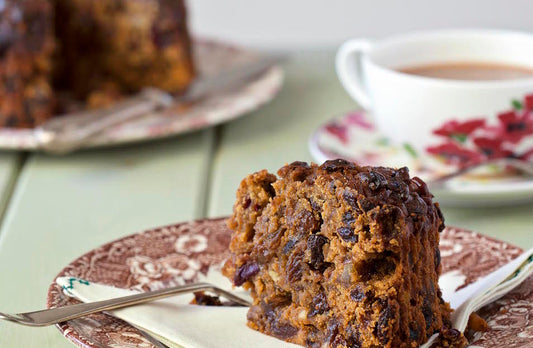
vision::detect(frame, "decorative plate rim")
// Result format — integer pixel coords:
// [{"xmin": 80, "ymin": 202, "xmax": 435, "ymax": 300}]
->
[{"xmin": 46, "ymin": 216, "xmax": 228, "ymax": 307}]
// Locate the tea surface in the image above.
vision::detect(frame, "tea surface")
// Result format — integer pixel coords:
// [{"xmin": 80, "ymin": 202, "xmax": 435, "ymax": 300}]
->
[{"xmin": 399, "ymin": 62, "xmax": 533, "ymax": 80}]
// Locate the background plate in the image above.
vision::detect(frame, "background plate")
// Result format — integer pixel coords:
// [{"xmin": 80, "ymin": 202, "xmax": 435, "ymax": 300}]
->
[{"xmin": 0, "ymin": 40, "xmax": 284, "ymax": 151}]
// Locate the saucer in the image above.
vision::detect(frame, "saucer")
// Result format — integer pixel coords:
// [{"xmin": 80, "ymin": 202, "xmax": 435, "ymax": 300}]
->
[{"xmin": 309, "ymin": 111, "xmax": 533, "ymax": 206}]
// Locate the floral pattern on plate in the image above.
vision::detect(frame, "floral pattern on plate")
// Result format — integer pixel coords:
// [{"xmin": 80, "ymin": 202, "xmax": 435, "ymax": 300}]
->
[
  {"xmin": 427, "ymin": 94, "xmax": 533, "ymax": 169},
  {"xmin": 47, "ymin": 218, "xmax": 532, "ymax": 348},
  {"xmin": 309, "ymin": 110, "xmax": 533, "ymax": 206}
]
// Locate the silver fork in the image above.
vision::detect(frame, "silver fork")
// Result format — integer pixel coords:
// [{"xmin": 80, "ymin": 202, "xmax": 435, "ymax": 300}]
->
[{"xmin": 0, "ymin": 282, "xmax": 250, "ymax": 327}]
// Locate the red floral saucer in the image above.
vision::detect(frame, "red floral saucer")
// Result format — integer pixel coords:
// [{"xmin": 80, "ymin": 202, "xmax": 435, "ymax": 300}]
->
[
  {"xmin": 309, "ymin": 109, "xmax": 533, "ymax": 206},
  {"xmin": 47, "ymin": 218, "xmax": 533, "ymax": 347}
]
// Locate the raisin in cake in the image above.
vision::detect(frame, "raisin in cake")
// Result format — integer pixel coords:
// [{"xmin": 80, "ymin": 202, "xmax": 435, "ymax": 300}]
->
[
  {"xmin": 223, "ymin": 160, "xmax": 466, "ymax": 348},
  {"xmin": 0, "ymin": 0, "xmax": 194, "ymax": 127}
]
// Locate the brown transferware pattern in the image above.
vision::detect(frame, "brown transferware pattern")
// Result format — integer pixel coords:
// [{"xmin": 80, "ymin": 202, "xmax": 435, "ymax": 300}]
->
[{"xmin": 47, "ymin": 218, "xmax": 530, "ymax": 348}]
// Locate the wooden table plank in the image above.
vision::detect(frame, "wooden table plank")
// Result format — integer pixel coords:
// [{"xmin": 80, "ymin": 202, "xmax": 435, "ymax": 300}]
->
[
  {"xmin": 0, "ymin": 131, "xmax": 214, "ymax": 347},
  {"xmin": 208, "ymin": 50, "xmax": 533, "ymax": 247}
]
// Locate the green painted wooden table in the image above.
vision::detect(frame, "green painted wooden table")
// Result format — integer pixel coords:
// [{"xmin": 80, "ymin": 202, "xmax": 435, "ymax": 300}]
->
[{"xmin": 0, "ymin": 51, "xmax": 532, "ymax": 347}]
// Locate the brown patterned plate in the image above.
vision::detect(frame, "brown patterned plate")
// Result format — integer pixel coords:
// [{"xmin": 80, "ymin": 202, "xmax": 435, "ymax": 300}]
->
[{"xmin": 47, "ymin": 218, "xmax": 532, "ymax": 348}]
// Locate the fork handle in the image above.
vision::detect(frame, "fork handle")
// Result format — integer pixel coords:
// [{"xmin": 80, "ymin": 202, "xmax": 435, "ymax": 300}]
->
[{"xmin": 12, "ymin": 282, "xmax": 249, "ymax": 327}]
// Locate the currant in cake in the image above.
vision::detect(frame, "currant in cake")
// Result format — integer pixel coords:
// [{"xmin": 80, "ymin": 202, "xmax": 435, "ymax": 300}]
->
[{"xmin": 223, "ymin": 160, "xmax": 466, "ymax": 347}]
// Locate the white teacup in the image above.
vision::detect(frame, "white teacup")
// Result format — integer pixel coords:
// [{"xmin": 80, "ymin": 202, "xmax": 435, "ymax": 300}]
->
[{"xmin": 336, "ymin": 29, "xmax": 533, "ymax": 154}]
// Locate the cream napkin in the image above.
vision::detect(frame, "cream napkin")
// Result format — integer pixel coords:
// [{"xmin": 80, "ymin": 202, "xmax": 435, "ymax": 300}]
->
[{"xmin": 56, "ymin": 249, "xmax": 533, "ymax": 348}]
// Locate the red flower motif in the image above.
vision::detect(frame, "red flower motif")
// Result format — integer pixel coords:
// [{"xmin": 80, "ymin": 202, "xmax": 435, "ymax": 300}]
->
[
  {"xmin": 497, "ymin": 110, "xmax": 533, "ymax": 143},
  {"xmin": 325, "ymin": 122, "xmax": 349, "ymax": 144},
  {"xmin": 520, "ymin": 148, "xmax": 533, "ymax": 161},
  {"xmin": 344, "ymin": 111, "xmax": 373, "ymax": 130},
  {"xmin": 433, "ymin": 119, "xmax": 486, "ymax": 142},
  {"xmin": 472, "ymin": 136, "xmax": 513, "ymax": 159},
  {"xmin": 426, "ymin": 142, "xmax": 485, "ymax": 167},
  {"xmin": 524, "ymin": 94, "xmax": 533, "ymax": 111},
  {"xmin": 426, "ymin": 94, "xmax": 533, "ymax": 168}
]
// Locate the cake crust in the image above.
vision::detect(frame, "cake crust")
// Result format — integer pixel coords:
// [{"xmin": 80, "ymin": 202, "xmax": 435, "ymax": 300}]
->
[{"xmin": 223, "ymin": 160, "xmax": 463, "ymax": 347}]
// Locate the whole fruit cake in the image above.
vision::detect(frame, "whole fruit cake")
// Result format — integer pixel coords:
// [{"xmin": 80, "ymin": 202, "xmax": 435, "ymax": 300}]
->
[
  {"xmin": 0, "ymin": 0, "xmax": 194, "ymax": 128},
  {"xmin": 223, "ymin": 160, "xmax": 466, "ymax": 347}
]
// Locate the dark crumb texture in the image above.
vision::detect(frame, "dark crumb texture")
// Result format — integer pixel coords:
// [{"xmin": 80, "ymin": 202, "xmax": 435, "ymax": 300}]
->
[
  {"xmin": 437, "ymin": 328, "xmax": 469, "ymax": 347},
  {"xmin": 190, "ymin": 292, "xmax": 240, "ymax": 307},
  {"xmin": 223, "ymin": 160, "xmax": 466, "ymax": 348},
  {"xmin": 191, "ymin": 292, "xmax": 223, "ymax": 306}
]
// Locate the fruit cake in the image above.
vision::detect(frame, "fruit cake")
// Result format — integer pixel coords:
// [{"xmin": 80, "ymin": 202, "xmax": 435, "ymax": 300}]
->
[
  {"xmin": 53, "ymin": 0, "xmax": 195, "ymax": 105},
  {"xmin": 0, "ymin": 0, "xmax": 56, "ymax": 127},
  {"xmin": 223, "ymin": 160, "xmax": 466, "ymax": 347},
  {"xmin": 0, "ymin": 0, "xmax": 194, "ymax": 127}
]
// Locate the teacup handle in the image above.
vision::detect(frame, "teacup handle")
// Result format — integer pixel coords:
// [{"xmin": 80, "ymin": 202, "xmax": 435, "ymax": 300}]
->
[{"xmin": 335, "ymin": 39, "xmax": 372, "ymax": 110}]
